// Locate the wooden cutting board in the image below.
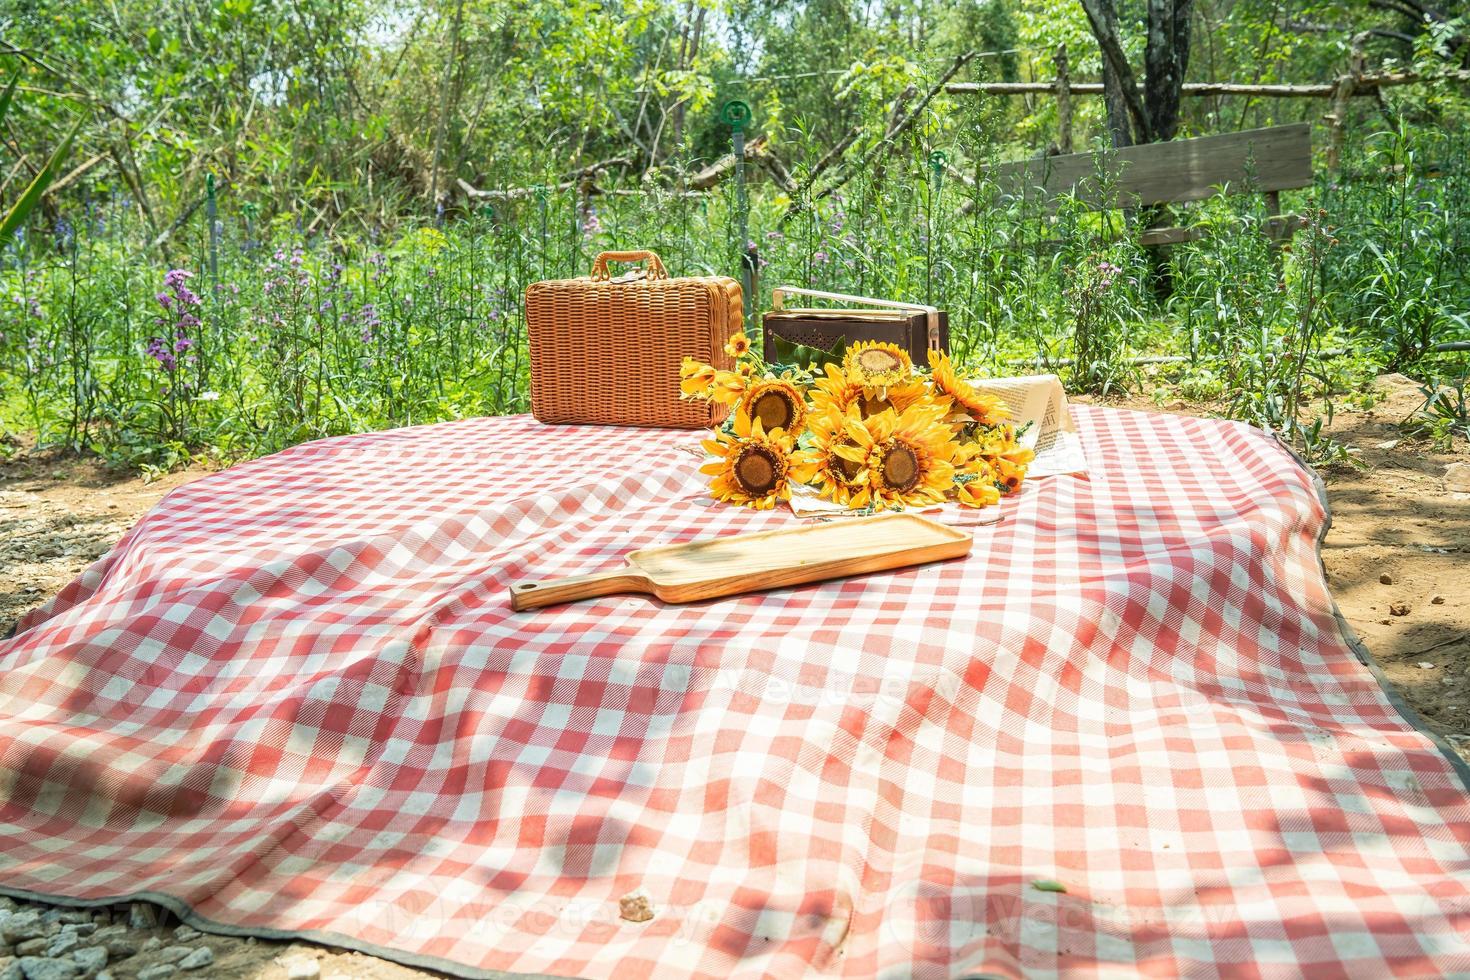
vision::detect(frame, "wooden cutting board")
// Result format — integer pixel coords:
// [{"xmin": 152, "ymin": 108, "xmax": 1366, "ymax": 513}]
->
[{"xmin": 509, "ymin": 512, "xmax": 972, "ymax": 611}]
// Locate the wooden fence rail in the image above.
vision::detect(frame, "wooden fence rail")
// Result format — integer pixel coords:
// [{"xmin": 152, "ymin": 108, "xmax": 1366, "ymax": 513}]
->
[{"xmin": 944, "ymin": 70, "xmax": 1470, "ymax": 99}]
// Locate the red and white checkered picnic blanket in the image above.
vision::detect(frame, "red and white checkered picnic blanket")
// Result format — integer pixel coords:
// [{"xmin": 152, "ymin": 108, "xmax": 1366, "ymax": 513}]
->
[{"xmin": 3, "ymin": 406, "xmax": 1468, "ymax": 979}]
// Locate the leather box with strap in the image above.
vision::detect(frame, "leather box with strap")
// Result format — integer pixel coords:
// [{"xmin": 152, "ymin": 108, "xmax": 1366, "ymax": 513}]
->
[{"xmin": 761, "ymin": 287, "xmax": 948, "ymax": 366}]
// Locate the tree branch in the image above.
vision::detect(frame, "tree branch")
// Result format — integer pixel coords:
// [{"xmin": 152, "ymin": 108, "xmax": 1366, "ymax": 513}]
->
[{"xmin": 785, "ymin": 50, "xmax": 976, "ymax": 219}]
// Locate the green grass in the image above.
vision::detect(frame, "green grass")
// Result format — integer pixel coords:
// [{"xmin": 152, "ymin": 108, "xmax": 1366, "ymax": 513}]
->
[{"xmin": 2, "ymin": 128, "xmax": 1467, "ymax": 471}]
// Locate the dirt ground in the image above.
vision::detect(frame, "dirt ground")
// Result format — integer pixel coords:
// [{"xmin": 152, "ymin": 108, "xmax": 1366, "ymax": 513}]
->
[{"xmin": 0, "ymin": 372, "xmax": 1465, "ymax": 979}]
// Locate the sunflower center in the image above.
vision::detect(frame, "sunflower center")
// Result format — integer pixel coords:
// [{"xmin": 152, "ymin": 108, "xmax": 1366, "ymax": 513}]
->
[
  {"xmin": 881, "ymin": 443, "xmax": 921, "ymax": 492},
  {"xmin": 734, "ymin": 445, "xmax": 782, "ymax": 496},
  {"xmin": 858, "ymin": 349, "xmax": 902, "ymax": 375},
  {"xmin": 750, "ymin": 389, "xmax": 796, "ymax": 431},
  {"xmin": 832, "ymin": 443, "xmax": 864, "ymax": 482}
]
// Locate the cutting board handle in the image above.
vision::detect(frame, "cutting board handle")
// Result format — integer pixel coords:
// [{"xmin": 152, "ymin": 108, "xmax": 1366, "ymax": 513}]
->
[{"xmin": 509, "ymin": 568, "xmax": 651, "ymax": 611}]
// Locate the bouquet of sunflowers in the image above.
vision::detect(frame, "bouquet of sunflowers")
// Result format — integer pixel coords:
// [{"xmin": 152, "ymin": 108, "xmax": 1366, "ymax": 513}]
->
[{"xmin": 679, "ymin": 333, "xmax": 1034, "ymax": 511}]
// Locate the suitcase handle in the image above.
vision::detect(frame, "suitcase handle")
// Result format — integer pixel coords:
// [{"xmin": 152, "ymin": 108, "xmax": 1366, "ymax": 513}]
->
[
  {"xmin": 592, "ymin": 250, "xmax": 669, "ymax": 282},
  {"xmin": 770, "ymin": 286, "xmax": 943, "ymax": 352}
]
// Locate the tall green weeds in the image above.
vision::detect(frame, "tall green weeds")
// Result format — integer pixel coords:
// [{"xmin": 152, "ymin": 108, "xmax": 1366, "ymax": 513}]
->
[{"xmin": 2, "ymin": 129, "xmax": 1467, "ymax": 469}]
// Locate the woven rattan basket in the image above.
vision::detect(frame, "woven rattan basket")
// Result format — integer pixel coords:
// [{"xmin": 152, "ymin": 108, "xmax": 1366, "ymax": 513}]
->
[{"xmin": 525, "ymin": 250, "xmax": 742, "ymax": 428}]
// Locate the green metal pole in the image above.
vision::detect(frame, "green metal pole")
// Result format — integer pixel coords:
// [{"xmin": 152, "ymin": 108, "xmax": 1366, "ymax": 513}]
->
[
  {"xmin": 926, "ymin": 151, "xmax": 946, "ymax": 305},
  {"xmin": 206, "ymin": 173, "xmax": 219, "ymax": 285},
  {"xmin": 722, "ymin": 100, "xmax": 753, "ymax": 328}
]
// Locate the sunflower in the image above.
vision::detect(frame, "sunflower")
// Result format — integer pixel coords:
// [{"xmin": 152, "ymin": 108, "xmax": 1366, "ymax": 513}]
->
[
  {"xmin": 700, "ymin": 413, "xmax": 795, "ymax": 509},
  {"xmin": 962, "ymin": 421, "xmax": 1019, "ymax": 453},
  {"xmin": 993, "ymin": 456, "xmax": 1029, "ymax": 495},
  {"xmin": 811, "ymin": 362, "xmax": 932, "ymax": 420},
  {"xmin": 836, "ymin": 402, "xmax": 957, "ymax": 510},
  {"xmin": 679, "ymin": 357, "xmax": 718, "ymax": 400},
  {"xmin": 707, "ymin": 370, "xmax": 750, "ymax": 407},
  {"xmin": 725, "ymin": 331, "xmax": 752, "ymax": 358},
  {"xmin": 790, "ymin": 405, "xmax": 874, "ymax": 509},
  {"xmin": 955, "ymin": 468, "xmax": 1001, "ymax": 509},
  {"xmin": 844, "ymin": 341, "xmax": 913, "ymax": 390},
  {"xmin": 953, "ymin": 438, "xmax": 1033, "ymax": 505},
  {"xmin": 927, "ymin": 350, "xmax": 1009, "ymax": 426},
  {"xmin": 740, "ymin": 378, "xmax": 807, "ymax": 435},
  {"xmin": 952, "ymin": 443, "xmax": 1002, "ymax": 509}
]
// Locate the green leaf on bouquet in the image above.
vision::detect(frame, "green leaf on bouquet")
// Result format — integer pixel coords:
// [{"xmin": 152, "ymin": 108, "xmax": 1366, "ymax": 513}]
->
[{"xmin": 771, "ymin": 333, "xmax": 847, "ymax": 371}]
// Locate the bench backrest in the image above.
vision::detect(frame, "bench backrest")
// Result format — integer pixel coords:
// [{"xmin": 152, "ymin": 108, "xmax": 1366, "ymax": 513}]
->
[{"xmin": 990, "ymin": 123, "xmax": 1313, "ymax": 209}]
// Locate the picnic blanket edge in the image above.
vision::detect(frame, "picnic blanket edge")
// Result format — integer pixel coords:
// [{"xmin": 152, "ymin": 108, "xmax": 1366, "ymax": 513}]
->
[
  {"xmin": 1269, "ymin": 427, "xmax": 1470, "ymax": 794},
  {"xmin": 0, "ymin": 881, "xmax": 585, "ymax": 980}
]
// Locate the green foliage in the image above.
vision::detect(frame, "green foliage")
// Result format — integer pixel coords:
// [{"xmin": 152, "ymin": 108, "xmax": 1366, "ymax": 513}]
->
[
  {"xmin": 1406, "ymin": 373, "xmax": 1470, "ymax": 449},
  {"xmin": 1323, "ymin": 122, "xmax": 1469, "ymax": 368},
  {"xmin": 4, "ymin": 120, "xmax": 1465, "ymax": 470},
  {"xmin": 0, "ymin": 71, "xmax": 77, "ymax": 250},
  {"xmin": 3, "ymin": 0, "xmax": 1469, "ymax": 470},
  {"xmin": 7, "ymin": 0, "xmax": 1460, "ymax": 233}
]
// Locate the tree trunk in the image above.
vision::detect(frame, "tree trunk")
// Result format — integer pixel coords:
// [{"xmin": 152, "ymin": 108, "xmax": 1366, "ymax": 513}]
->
[
  {"xmin": 669, "ymin": 6, "xmax": 706, "ymax": 154},
  {"xmin": 1079, "ymin": 0, "xmax": 1152, "ymax": 144},
  {"xmin": 1080, "ymin": 0, "xmax": 1194, "ymax": 147},
  {"xmin": 1144, "ymin": 0, "xmax": 1192, "ymax": 141},
  {"xmin": 1099, "ymin": 59, "xmax": 1135, "ymax": 147},
  {"xmin": 428, "ymin": 0, "xmax": 466, "ymax": 207}
]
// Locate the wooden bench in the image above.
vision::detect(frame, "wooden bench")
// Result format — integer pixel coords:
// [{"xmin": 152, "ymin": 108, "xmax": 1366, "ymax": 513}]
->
[{"xmin": 987, "ymin": 123, "xmax": 1313, "ymax": 246}]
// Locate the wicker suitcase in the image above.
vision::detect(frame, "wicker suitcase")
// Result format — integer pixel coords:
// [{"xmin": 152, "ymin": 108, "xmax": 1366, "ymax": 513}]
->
[
  {"xmin": 525, "ymin": 250, "xmax": 742, "ymax": 428},
  {"xmin": 762, "ymin": 287, "xmax": 948, "ymax": 366}
]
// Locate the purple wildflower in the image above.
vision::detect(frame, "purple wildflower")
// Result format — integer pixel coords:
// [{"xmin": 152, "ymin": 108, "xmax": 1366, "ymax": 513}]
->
[
  {"xmin": 145, "ymin": 336, "xmax": 178, "ymax": 372},
  {"xmin": 359, "ymin": 304, "xmax": 381, "ymax": 343}
]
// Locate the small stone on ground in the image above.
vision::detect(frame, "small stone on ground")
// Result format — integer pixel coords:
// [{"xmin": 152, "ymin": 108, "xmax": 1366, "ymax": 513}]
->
[
  {"xmin": 43, "ymin": 936, "xmax": 77, "ymax": 959},
  {"xmin": 283, "ymin": 957, "xmax": 321, "ymax": 979},
  {"xmin": 176, "ymin": 947, "xmax": 212, "ymax": 970},
  {"xmin": 16, "ymin": 957, "xmax": 80, "ymax": 980},
  {"xmin": 2, "ymin": 915, "xmax": 44, "ymax": 945},
  {"xmin": 69, "ymin": 946, "xmax": 105, "ymax": 976},
  {"xmin": 153, "ymin": 946, "xmax": 190, "ymax": 965}
]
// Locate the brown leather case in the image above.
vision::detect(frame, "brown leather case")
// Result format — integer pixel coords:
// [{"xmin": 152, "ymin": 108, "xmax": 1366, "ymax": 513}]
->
[{"xmin": 761, "ymin": 287, "xmax": 948, "ymax": 366}]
